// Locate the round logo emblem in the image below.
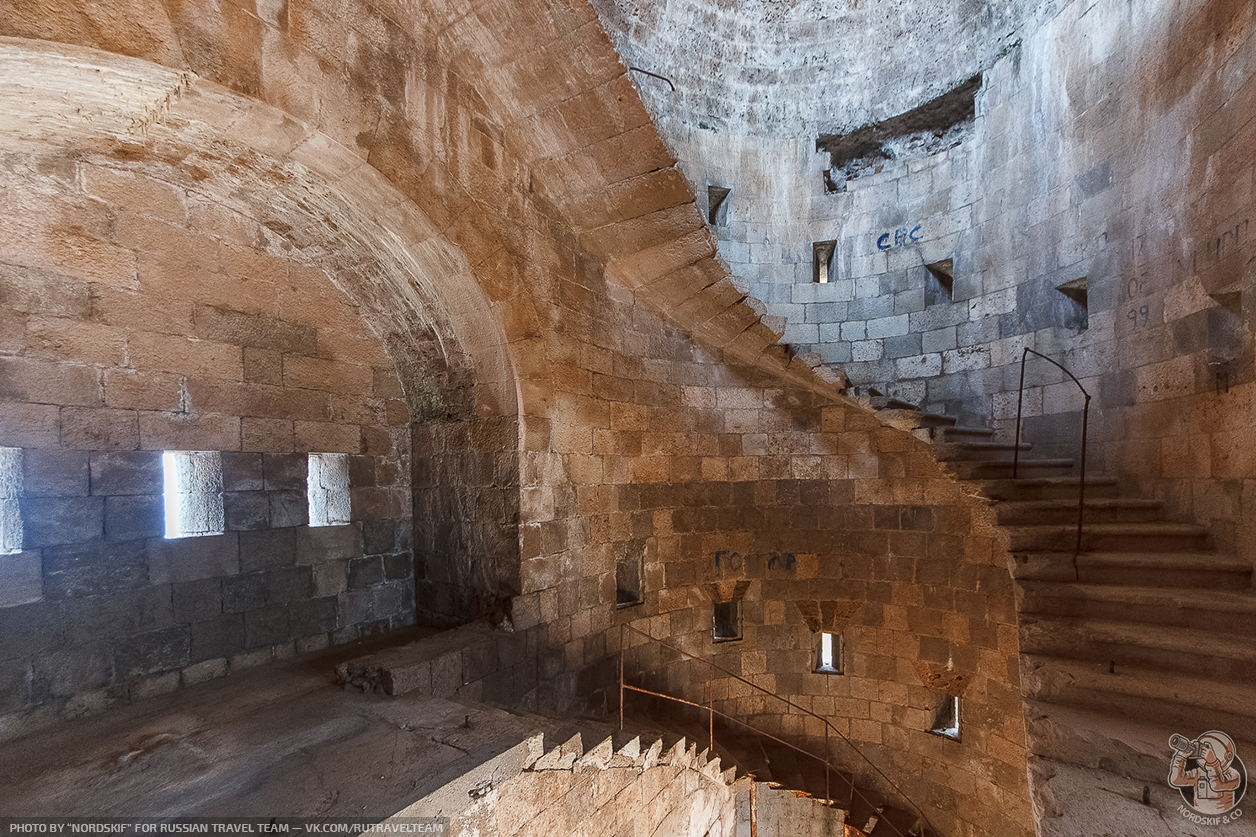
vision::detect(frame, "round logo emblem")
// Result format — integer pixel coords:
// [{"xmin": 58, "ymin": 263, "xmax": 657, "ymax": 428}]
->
[{"xmin": 1168, "ymin": 731, "xmax": 1247, "ymax": 821}]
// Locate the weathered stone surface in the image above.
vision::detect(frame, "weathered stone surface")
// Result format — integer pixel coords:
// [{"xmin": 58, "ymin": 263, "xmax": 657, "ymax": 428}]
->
[
  {"xmin": 43, "ymin": 540, "xmax": 150, "ymax": 599},
  {"xmin": 104, "ymin": 495, "xmax": 164, "ymax": 541},
  {"xmin": 21, "ymin": 496, "xmax": 104, "ymax": 547}
]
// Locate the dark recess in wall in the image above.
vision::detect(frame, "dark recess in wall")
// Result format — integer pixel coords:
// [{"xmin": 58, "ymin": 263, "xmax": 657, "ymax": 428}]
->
[{"xmin": 817, "ymin": 75, "xmax": 982, "ymax": 181}]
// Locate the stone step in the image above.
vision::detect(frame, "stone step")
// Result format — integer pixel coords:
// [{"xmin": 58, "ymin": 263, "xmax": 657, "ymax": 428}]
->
[
  {"xmin": 761, "ymin": 739, "xmax": 809, "ymax": 794},
  {"xmin": 1003, "ymin": 521, "xmax": 1211, "ymax": 553},
  {"xmin": 995, "ymin": 497, "xmax": 1164, "ymax": 526},
  {"xmin": 944, "ymin": 458, "xmax": 1075, "ymax": 480},
  {"xmin": 1021, "ymin": 659, "xmax": 1256, "ymax": 754},
  {"xmin": 1018, "ymin": 582, "xmax": 1256, "ymax": 633},
  {"xmin": 936, "ymin": 440, "xmax": 1033, "ymax": 462},
  {"xmin": 847, "ymin": 787, "xmax": 887, "ymax": 835},
  {"xmin": 1009, "ymin": 550, "xmax": 1252, "ymax": 587},
  {"xmin": 978, "ymin": 476, "xmax": 1121, "ymax": 501},
  {"xmin": 939, "ymin": 424, "xmax": 996, "ymax": 440},
  {"xmin": 1019, "ymin": 617, "xmax": 1256, "ymax": 683},
  {"xmin": 869, "ymin": 804, "xmax": 928, "ymax": 837}
]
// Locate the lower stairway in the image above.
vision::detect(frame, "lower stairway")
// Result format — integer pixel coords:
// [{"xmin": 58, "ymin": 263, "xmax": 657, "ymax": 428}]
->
[
  {"xmin": 878, "ymin": 398, "xmax": 1256, "ymax": 834},
  {"xmin": 624, "ymin": 703, "xmax": 938, "ymax": 836}
]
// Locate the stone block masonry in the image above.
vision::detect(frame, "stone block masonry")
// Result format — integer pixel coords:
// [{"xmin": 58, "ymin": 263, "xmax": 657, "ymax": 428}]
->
[
  {"xmin": 0, "ymin": 160, "xmax": 415, "ymax": 734},
  {"xmin": 0, "ymin": 7, "xmax": 1041, "ymax": 835}
]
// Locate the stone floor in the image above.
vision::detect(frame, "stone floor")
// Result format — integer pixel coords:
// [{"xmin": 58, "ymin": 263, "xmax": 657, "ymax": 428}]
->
[{"xmin": 0, "ymin": 630, "xmax": 549, "ymax": 819}]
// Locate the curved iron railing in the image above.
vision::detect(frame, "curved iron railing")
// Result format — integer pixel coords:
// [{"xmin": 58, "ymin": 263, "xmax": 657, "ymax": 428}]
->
[
  {"xmin": 1012, "ymin": 348, "xmax": 1091, "ymax": 565},
  {"xmin": 618, "ymin": 622, "xmax": 935, "ymax": 837}
]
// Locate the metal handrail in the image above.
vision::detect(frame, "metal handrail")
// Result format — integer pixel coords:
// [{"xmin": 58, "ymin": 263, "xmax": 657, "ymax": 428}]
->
[
  {"xmin": 1012, "ymin": 348, "xmax": 1091, "ymax": 565},
  {"xmin": 618, "ymin": 622, "xmax": 935, "ymax": 836}
]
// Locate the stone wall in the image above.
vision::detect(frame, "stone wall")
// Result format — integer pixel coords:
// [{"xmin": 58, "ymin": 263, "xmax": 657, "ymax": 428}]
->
[
  {"xmin": 0, "ymin": 155, "xmax": 414, "ymax": 734},
  {"xmin": 599, "ymin": 0, "xmax": 1256, "ymax": 580},
  {"xmin": 0, "ymin": 3, "xmax": 1038, "ymax": 834}
]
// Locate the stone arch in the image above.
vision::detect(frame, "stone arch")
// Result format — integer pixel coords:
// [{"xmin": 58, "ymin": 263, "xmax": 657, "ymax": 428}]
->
[{"xmin": 0, "ymin": 38, "xmax": 524, "ymax": 624}]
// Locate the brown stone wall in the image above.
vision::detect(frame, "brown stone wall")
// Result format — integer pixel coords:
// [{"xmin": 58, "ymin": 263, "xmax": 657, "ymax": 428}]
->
[
  {"xmin": 0, "ymin": 154, "xmax": 413, "ymax": 732},
  {"xmin": 0, "ymin": 2, "xmax": 1036, "ymax": 833}
]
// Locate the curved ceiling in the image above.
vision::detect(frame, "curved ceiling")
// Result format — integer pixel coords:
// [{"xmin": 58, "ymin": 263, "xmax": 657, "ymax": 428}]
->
[
  {"xmin": 0, "ymin": 39, "xmax": 517, "ymax": 422},
  {"xmin": 591, "ymin": 0, "xmax": 1049, "ymax": 137}
]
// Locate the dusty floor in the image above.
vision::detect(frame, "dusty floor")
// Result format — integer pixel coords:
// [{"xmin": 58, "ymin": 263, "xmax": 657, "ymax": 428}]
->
[{"xmin": 0, "ymin": 631, "xmax": 546, "ymax": 818}]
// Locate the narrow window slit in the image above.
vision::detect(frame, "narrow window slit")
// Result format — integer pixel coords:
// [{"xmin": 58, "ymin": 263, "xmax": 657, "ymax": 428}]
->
[
  {"xmin": 708, "ymin": 186, "xmax": 731, "ymax": 226},
  {"xmin": 308, "ymin": 452, "xmax": 351, "ymax": 527},
  {"xmin": 814, "ymin": 240, "xmax": 837, "ymax": 284},
  {"xmin": 0, "ymin": 447, "xmax": 22, "ymax": 554},
  {"xmin": 814, "ymin": 631, "xmax": 843, "ymax": 674},
  {"xmin": 162, "ymin": 451, "xmax": 224, "ymax": 539}
]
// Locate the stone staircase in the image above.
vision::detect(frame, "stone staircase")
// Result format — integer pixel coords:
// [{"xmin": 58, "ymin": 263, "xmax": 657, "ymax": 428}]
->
[
  {"xmin": 882, "ymin": 399, "xmax": 1256, "ymax": 831},
  {"xmin": 628, "ymin": 706, "xmax": 937, "ymax": 837}
]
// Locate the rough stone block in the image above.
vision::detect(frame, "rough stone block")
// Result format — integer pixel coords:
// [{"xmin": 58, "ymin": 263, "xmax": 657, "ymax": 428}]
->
[
  {"xmin": 239, "ymin": 527, "xmax": 297, "ymax": 573},
  {"xmin": 348, "ymin": 555, "xmax": 384, "ymax": 589},
  {"xmin": 0, "ymin": 657, "xmax": 30, "ymax": 714},
  {"xmin": 182, "ymin": 657, "xmax": 228, "ymax": 686},
  {"xmin": 224, "ymin": 491, "xmax": 271, "ymax": 531},
  {"xmin": 222, "ymin": 572, "xmax": 266, "ymax": 614},
  {"xmin": 383, "ymin": 552, "xmax": 412, "ymax": 580},
  {"xmin": 294, "ymin": 421, "xmax": 360, "ymax": 454},
  {"xmin": 220, "ymin": 452, "xmax": 264, "ymax": 492},
  {"xmin": 866, "ymin": 314, "xmax": 910, "ymax": 339},
  {"xmin": 295, "ymin": 524, "xmax": 362, "ymax": 565},
  {"xmin": 288, "ymin": 596, "xmax": 337, "ymax": 637},
  {"xmin": 0, "ymin": 600, "xmax": 64, "ymax": 662},
  {"xmin": 263, "ymin": 453, "xmax": 306, "ymax": 491},
  {"xmin": 430, "ymin": 650, "xmax": 462, "ymax": 697},
  {"xmin": 32, "ymin": 646, "xmax": 112, "ymax": 699},
  {"xmin": 362, "ymin": 519, "xmax": 398, "ymax": 557},
  {"xmin": 347, "ymin": 455, "xmax": 375, "ymax": 489},
  {"xmin": 190, "ymin": 614, "xmax": 245, "ymax": 663},
  {"xmin": 113, "ymin": 625, "xmax": 191, "ymax": 678},
  {"xmin": 172, "ymin": 577, "xmax": 223, "ymax": 623},
  {"xmin": 21, "ymin": 495, "xmax": 104, "ymax": 546},
  {"xmin": 59, "ymin": 408, "xmax": 139, "ymax": 451},
  {"xmin": 268, "ymin": 490, "xmax": 308, "ymax": 528},
  {"xmin": 138, "ymin": 412, "xmax": 240, "ymax": 452},
  {"xmin": 313, "ymin": 560, "xmax": 348, "ymax": 597},
  {"xmin": 0, "ymin": 357, "xmax": 101, "ymax": 407},
  {"xmin": 264, "ymin": 566, "xmax": 314, "ymax": 605},
  {"xmin": 0, "ymin": 550, "xmax": 42, "ymax": 608},
  {"xmin": 193, "ymin": 305, "xmax": 317, "ymax": 354},
  {"xmin": 22, "ymin": 449, "xmax": 89, "ymax": 497},
  {"xmin": 43, "ymin": 539, "xmax": 149, "ymax": 599},
  {"xmin": 63, "ymin": 585, "xmax": 175, "ymax": 647},
  {"xmin": 243, "ymin": 347, "xmax": 283, "ymax": 386},
  {"xmin": 242, "ymin": 418, "xmax": 294, "ymax": 452},
  {"xmin": 148, "ymin": 533, "xmax": 239, "ymax": 584},
  {"xmin": 244, "ymin": 605, "xmax": 291, "ymax": 648},
  {"xmin": 104, "ymin": 495, "xmax": 164, "ymax": 541},
  {"xmin": 283, "ymin": 356, "xmax": 372, "ymax": 396},
  {"xmin": 128, "ymin": 333, "xmax": 243, "ymax": 382},
  {"xmin": 371, "ymin": 581, "xmax": 402, "ymax": 618},
  {"xmin": 882, "ymin": 332, "xmax": 921, "ymax": 359},
  {"xmin": 338, "ymin": 588, "xmax": 372, "ymax": 627}
]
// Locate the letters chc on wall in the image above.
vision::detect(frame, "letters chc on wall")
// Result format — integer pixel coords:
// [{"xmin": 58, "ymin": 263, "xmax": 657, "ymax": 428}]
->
[{"xmin": 877, "ymin": 225, "xmax": 923, "ymax": 251}]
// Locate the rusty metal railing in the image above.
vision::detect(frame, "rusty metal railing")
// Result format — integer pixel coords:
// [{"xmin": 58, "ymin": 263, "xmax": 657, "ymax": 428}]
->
[
  {"xmin": 1012, "ymin": 348, "xmax": 1091, "ymax": 566},
  {"xmin": 618, "ymin": 622, "xmax": 934, "ymax": 837}
]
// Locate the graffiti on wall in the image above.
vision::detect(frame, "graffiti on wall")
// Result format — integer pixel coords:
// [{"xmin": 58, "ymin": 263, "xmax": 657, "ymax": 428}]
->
[{"xmin": 877, "ymin": 225, "xmax": 923, "ymax": 251}]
